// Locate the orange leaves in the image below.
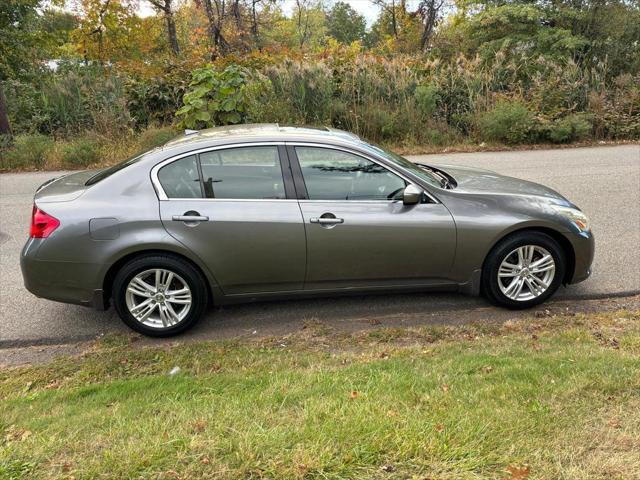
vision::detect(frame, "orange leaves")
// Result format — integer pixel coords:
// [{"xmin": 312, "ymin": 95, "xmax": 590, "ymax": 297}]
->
[{"xmin": 504, "ymin": 465, "xmax": 530, "ymax": 480}]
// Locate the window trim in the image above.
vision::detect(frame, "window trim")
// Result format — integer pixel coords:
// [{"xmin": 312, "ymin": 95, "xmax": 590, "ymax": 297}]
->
[
  {"xmin": 151, "ymin": 142, "xmax": 293, "ymax": 201},
  {"xmin": 286, "ymin": 143, "xmax": 439, "ymax": 204}
]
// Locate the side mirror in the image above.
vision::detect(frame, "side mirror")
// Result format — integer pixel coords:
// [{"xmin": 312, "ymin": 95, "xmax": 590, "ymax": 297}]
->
[{"xmin": 403, "ymin": 184, "xmax": 423, "ymax": 205}]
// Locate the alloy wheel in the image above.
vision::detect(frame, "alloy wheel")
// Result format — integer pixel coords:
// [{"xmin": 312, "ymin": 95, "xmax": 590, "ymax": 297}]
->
[
  {"xmin": 125, "ymin": 268, "xmax": 192, "ymax": 328},
  {"xmin": 497, "ymin": 245, "xmax": 556, "ymax": 302}
]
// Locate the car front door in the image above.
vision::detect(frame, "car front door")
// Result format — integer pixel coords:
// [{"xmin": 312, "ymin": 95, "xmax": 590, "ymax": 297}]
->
[
  {"xmin": 155, "ymin": 144, "xmax": 306, "ymax": 295},
  {"xmin": 289, "ymin": 145, "xmax": 456, "ymax": 289}
]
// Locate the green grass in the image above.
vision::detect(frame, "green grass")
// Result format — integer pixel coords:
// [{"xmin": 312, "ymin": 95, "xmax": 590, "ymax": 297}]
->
[{"xmin": 2, "ymin": 311, "xmax": 640, "ymax": 479}]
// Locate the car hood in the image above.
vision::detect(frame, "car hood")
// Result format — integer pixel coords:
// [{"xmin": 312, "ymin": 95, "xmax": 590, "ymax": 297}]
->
[
  {"xmin": 433, "ymin": 164, "xmax": 570, "ymax": 204},
  {"xmin": 34, "ymin": 170, "xmax": 95, "ymax": 203}
]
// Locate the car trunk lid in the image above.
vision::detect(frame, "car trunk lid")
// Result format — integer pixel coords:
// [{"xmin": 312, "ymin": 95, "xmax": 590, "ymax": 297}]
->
[{"xmin": 34, "ymin": 170, "xmax": 96, "ymax": 203}]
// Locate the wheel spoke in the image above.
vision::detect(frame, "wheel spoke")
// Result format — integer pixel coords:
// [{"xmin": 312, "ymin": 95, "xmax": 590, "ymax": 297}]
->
[
  {"xmin": 167, "ymin": 288, "xmax": 191, "ymax": 305},
  {"xmin": 499, "ymin": 264, "xmax": 519, "ymax": 277},
  {"xmin": 524, "ymin": 277, "xmax": 541, "ymax": 296},
  {"xmin": 164, "ymin": 302, "xmax": 180, "ymax": 324},
  {"xmin": 529, "ymin": 274, "xmax": 549, "ymax": 291},
  {"xmin": 128, "ymin": 277, "xmax": 155, "ymax": 297},
  {"xmin": 504, "ymin": 277, "xmax": 521, "ymax": 297},
  {"xmin": 134, "ymin": 300, "xmax": 157, "ymax": 322},
  {"xmin": 530, "ymin": 255, "xmax": 554, "ymax": 274}
]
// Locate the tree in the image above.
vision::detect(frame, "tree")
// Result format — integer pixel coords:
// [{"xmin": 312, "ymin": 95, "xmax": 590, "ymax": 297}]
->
[
  {"xmin": 0, "ymin": 0, "xmax": 41, "ymax": 80},
  {"xmin": 373, "ymin": 0, "xmax": 400, "ymax": 38},
  {"xmin": 0, "ymin": 0, "xmax": 43, "ymax": 138},
  {"xmin": 416, "ymin": 0, "xmax": 445, "ymax": 51},
  {"xmin": 326, "ymin": 1, "xmax": 365, "ymax": 44},
  {"xmin": 0, "ymin": 86, "xmax": 11, "ymax": 138},
  {"xmin": 147, "ymin": 0, "xmax": 181, "ymax": 55},
  {"xmin": 201, "ymin": 0, "xmax": 231, "ymax": 58},
  {"xmin": 73, "ymin": 0, "xmax": 142, "ymax": 63}
]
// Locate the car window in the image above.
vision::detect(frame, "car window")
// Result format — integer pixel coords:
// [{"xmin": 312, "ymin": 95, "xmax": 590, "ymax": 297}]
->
[
  {"xmin": 199, "ymin": 146, "xmax": 285, "ymax": 199},
  {"xmin": 85, "ymin": 153, "xmax": 145, "ymax": 186},
  {"xmin": 295, "ymin": 147, "xmax": 406, "ymax": 201},
  {"xmin": 157, "ymin": 155, "xmax": 202, "ymax": 199}
]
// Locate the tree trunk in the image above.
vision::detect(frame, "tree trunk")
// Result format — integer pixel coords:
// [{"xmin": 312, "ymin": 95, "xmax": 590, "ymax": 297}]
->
[
  {"xmin": 391, "ymin": 0, "xmax": 398, "ymax": 38},
  {"xmin": 0, "ymin": 84, "xmax": 12, "ymax": 140},
  {"xmin": 202, "ymin": 0, "xmax": 229, "ymax": 59},
  {"xmin": 165, "ymin": 9, "xmax": 180, "ymax": 55}
]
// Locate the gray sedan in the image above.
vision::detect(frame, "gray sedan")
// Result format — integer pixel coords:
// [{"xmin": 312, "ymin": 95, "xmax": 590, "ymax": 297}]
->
[{"xmin": 21, "ymin": 125, "xmax": 594, "ymax": 336}]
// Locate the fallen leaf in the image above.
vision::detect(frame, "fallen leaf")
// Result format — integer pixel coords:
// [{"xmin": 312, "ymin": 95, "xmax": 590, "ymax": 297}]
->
[
  {"xmin": 200, "ymin": 457, "xmax": 210, "ymax": 465},
  {"xmin": 380, "ymin": 464, "xmax": 395, "ymax": 473},
  {"xmin": 435, "ymin": 424, "xmax": 444, "ymax": 433},
  {"xmin": 191, "ymin": 419, "xmax": 207, "ymax": 433},
  {"xmin": 504, "ymin": 465, "xmax": 530, "ymax": 480},
  {"xmin": 350, "ymin": 391, "xmax": 359, "ymax": 399}
]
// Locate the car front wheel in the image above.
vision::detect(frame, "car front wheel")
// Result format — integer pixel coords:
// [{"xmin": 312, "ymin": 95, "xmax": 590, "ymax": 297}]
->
[
  {"xmin": 482, "ymin": 231, "xmax": 566, "ymax": 309},
  {"xmin": 113, "ymin": 254, "xmax": 208, "ymax": 336}
]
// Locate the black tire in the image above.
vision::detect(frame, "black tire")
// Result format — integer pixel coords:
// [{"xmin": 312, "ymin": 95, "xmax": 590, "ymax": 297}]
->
[
  {"xmin": 112, "ymin": 254, "xmax": 208, "ymax": 337},
  {"xmin": 481, "ymin": 231, "xmax": 566, "ymax": 309}
]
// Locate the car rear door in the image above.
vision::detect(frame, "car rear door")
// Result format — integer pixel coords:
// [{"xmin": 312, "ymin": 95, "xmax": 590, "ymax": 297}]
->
[
  {"xmin": 288, "ymin": 145, "xmax": 456, "ymax": 289},
  {"xmin": 155, "ymin": 144, "xmax": 306, "ymax": 295}
]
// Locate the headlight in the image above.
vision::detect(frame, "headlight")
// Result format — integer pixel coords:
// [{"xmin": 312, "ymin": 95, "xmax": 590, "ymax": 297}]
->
[{"xmin": 551, "ymin": 205, "xmax": 591, "ymax": 232}]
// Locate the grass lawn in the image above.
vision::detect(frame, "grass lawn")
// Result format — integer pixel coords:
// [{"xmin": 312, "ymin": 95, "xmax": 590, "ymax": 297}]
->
[{"xmin": 1, "ymin": 310, "xmax": 640, "ymax": 479}]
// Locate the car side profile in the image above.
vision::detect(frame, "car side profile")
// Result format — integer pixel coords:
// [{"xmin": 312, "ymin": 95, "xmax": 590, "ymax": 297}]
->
[{"xmin": 21, "ymin": 124, "xmax": 594, "ymax": 336}]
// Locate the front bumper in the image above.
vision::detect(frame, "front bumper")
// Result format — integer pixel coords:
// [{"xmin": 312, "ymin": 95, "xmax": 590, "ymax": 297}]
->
[
  {"xmin": 21, "ymin": 239, "xmax": 107, "ymax": 310},
  {"xmin": 566, "ymin": 230, "xmax": 595, "ymax": 285}
]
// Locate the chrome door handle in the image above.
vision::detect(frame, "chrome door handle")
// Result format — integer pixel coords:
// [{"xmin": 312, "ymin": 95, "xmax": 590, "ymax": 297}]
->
[
  {"xmin": 310, "ymin": 217, "xmax": 344, "ymax": 225},
  {"xmin": 172, "ymin": 215, "xmax": 209, "ymax": 222}
]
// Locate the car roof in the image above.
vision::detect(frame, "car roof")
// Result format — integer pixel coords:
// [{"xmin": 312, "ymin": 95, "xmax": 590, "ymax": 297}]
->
[{"xmin": 162, "ymin": 124, "xmax": 362, "ymax": 150}]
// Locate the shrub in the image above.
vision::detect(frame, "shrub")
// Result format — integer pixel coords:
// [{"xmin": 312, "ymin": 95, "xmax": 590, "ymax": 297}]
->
[
  {"xmin": 547, "ymin": 114, "xmax": 592, "ymax": 143},
  {"xmin": 59, "ymin": 137, "xmax": 102, "ymax": 167},
  {"xmin": 136, "ymin": 126, "xmax": 179, "ymax": 152},
  {"xmin": 478, "ymin": 100, "xmax": 538, "ymax": 144},
  {"xmin": 176, "ymin": 64, "xmax": 249, "ymax": 129},
  {"xmin": 414, "ymin": 84, "xmax": 440, "ymax": 118},
  {"xmin": 0, "ymin": 134, "xmax": 54, "ymax": 170}
]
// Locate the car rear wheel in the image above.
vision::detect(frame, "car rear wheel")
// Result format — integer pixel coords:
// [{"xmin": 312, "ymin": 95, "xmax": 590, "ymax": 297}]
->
[
  {"xmin": 482, "ymin": 232, "xmax": 565, "ymax": 309},
  {"xmin": 113, "ymin": 255, "xmax": 208, "ymax": 336}
]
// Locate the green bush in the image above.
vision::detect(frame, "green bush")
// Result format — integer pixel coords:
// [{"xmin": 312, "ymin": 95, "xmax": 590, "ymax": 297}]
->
[
  {"xmin": 176, "ymin": 64, "xmax": 249, "ymax": 129},
  {"xmin": 0, "ymin": 134, "xmax": 54, "ymax": 170},
  {"xmin": 414, "ymin": 84, "xmax": 440, "ymax": 118},
  {"xmin": 547, "ymin": 114, "xmax": 592, "ymax": 143},
  {"xmin": 59, "ymin": 137, "xmax": 102, "ymax": 167},
  {"xmin": 478, "ymin": 100, "xmax": 538, "ymax": 144},
  {"xmin": 136, "ymin": 126, "xmax": 178, "ymax": 152}
]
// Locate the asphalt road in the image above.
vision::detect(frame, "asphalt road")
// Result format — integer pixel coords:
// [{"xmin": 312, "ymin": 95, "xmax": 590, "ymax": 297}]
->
[{"xmin": 1, "ymin": 144, "xmax": 639, "ymax": 346}]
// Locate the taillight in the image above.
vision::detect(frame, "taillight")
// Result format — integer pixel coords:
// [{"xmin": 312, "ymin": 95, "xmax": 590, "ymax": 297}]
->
[{"xmin": 30, "ymin": 205, "xmax": 60, "ymax": 238}]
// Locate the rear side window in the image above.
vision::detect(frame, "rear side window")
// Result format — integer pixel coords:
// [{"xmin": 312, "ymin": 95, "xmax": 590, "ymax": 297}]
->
[
  {"xmin": 199, "ymin": 146, "xmax": 285, "ymax": 199},
  {"xmin": 157, "ymin": 155, "xmax": 202, "ymax": 199},
  {"xmin": 295, "ymin": 147, "xmax": 406, "ymax": 201}
]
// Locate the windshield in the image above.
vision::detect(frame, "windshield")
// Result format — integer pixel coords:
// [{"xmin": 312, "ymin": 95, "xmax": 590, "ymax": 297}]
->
[
  {"xmin": 85, "ymin": 153, "xmax": 145, "ymax": 186},
  {"xmin": 358, "ymin": 143, "xmax": 443, "ymax": 188}
]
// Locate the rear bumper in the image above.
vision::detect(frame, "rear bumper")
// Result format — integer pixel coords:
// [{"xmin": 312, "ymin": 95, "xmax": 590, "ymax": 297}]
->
[
  {"xmin": 566, "ymin": 230, "xmax": 595, "ymax": 285},
  {"xmin": 21, "ymin": 240, "xmax": 107, "ymax": 310}
]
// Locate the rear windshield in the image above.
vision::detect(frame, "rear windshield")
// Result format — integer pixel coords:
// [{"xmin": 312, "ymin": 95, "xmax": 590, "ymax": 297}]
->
[{"xmin": 85, "ymin": 153, "xmax": 145, "ymax": 186}]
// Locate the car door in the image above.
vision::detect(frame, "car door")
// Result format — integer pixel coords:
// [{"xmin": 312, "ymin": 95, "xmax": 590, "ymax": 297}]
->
[
  {"xmin": 155, "ymin": 144, "xmax": 306, "ymax": 295},
  {"xmin": 288, "ymin": 145, "xmax": 456, "ymax": 289}
]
